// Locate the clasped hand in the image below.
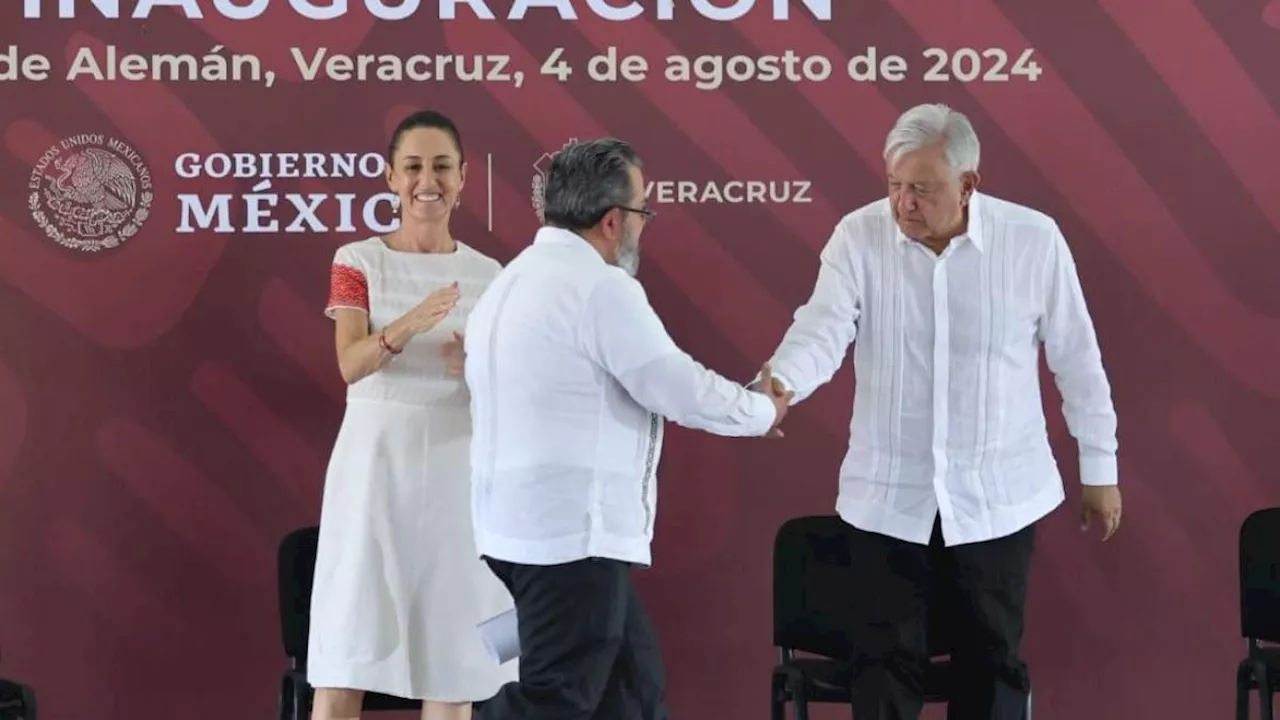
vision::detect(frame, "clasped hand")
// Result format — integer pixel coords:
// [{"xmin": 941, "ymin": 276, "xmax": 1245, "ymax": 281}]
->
[{"xmin": 750, "ymin": 363, "xmax": 793, "ymax": 438}]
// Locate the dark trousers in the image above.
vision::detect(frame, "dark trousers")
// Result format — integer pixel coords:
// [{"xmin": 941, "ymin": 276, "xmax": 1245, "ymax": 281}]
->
[
  {"xmin": 848, "ymin": 516, "xmax": 1035, "ymax": 720},
  {"xmin": 475, "ymin": 556, "xmax": 669, "ymax": 720}
]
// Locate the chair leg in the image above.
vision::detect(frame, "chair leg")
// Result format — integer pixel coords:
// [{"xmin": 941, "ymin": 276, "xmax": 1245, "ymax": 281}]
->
[
  {"xmin": 1252, "ymin": 660, "xmax": 1271, "ymax": 720},
  {"xmin": 295, "ymin": 680, "xmax": 309, "ymax": 720},
  {"xmin": 279, "ymin": 676, "xmax": 293, "ymax": 720},
  {"xmin": 1237, "ymin": 663, "xmax": 1252, "ymax": 720},
  {"xmin": 770, "ymin": 673, "xmax": 785, "ymax": 720},
  {"xmin": 793, "ymin": 680, "xmax": 809, "ymax": 720},
  {"xmin": 281, "ymin": 674, "xmax": 309, "ymax": 720},
  {"xmin": 20, "ymin": 683, "xmax": 36, "ymax": 720},
  {"xmin": 298, "ymin": 676, "xmax": 313, "ymax": 712},
  {"xmin": 1025, "ymin": 686, "xmax": 1032, "ymax": 720}
]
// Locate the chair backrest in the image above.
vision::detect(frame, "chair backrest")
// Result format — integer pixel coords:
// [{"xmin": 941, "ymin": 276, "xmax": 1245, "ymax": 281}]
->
[
  {"xmin": 277, "ymin": 526, "xmax": 321, "ymax": 663},
  {"xmin": 0, "ymin": 677, "xmax": 36, "ymax": 720},
  {"xmin": 1239, "ymin": 507, "xmax": 1280, "ymax": 644},
  {"xmin": 773, "ymin": 515, "xmax": 859, "ymax": 659},
  {"xmin": 773, "ymin": 514, "xmax": 958, "ymax": 660}
]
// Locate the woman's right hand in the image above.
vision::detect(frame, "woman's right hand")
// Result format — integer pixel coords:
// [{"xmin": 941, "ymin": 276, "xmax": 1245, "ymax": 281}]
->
[{"xmin": 407, "ymin": 282, "xmax": 460, "ymax": 335}]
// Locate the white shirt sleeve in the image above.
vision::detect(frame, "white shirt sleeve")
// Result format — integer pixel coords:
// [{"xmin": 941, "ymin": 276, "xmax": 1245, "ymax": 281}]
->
[
  {"xmin": 1039, "ymin": 226, "xmax": 1120, "ymax": 486},
  {"xmin": 765, "ymin": 223, "xmax": 862, "ymax": 403},
  {"xmin": 581, "ymin": 271, "xmax": 778, "ymax": 437}
]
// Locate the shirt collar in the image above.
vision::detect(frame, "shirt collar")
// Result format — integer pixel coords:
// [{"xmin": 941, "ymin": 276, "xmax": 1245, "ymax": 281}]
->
[
  {"xmin": 893, "ymin": 191, "xmax": 986, "ymax": 252},
  {"xmin": 533, "ymin": 225, "xmax": 607, "ymax": 263},
  {"xmin": 965, "ymin": 192, "xmax": 986, "ymax": 251}
]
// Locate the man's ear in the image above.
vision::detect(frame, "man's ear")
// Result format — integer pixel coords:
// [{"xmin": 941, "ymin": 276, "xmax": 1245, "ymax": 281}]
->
[
  {"xmin": 601, "ymin": 207, "xmax": 623, "ymax": 239},
  {"xmin": 961, "ymin": 170, "xmax": 981, "ymax": 203}
]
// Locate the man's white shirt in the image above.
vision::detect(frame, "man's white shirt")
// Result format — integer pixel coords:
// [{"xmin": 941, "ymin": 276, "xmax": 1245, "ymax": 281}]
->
[
  {"xmin": 465, "ymin": 227, "xmax": 778, "ymax": 567},
  {"xmin": 767, "ymin": 192, "xmax": 1119, "ymax": 546}
]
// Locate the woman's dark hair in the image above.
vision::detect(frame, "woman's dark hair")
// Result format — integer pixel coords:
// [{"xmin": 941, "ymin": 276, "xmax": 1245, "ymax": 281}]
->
[{"xmin": 387, "ymin": 110, "xmax": 465, "ymax": 166}]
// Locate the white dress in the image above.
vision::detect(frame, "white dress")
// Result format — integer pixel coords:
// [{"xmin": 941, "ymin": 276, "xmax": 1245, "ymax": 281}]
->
[{"xmin": 306, "ymin": 236, "xmax": 518, "ymax": 701}]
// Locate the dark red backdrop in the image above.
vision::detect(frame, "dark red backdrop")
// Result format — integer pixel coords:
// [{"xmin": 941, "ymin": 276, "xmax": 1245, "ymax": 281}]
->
[{"xmin": 3, "ymin": 1, "xmax": 1279, "ymax": 718}]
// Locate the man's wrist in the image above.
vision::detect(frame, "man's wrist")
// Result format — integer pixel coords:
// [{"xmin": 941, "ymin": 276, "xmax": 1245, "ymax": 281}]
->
[
  {"xmin": 1079, "ymin": 454, "xmax": 1118, "ymax": 486},
  {"xmin": 749, "ymin": 391, "xmax": 779, "ymax": 435},
  {"xmin": 771, "ymin": 370, "xmax": 793, "ymax": 397}
]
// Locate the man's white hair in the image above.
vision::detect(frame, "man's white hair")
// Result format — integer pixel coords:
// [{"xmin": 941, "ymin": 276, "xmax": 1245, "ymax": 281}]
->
[{"xmin": 883, "ymin": 103, "xmax": 980, "ymax": 176}]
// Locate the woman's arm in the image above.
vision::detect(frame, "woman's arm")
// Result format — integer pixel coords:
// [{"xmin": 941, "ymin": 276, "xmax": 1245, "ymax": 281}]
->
[{"xmin": 334, "ymin": 283, "xmax": 460, "ymax": 385}]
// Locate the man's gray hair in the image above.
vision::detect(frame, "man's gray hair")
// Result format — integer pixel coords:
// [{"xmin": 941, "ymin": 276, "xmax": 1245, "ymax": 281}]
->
[
  {"xmin": 883, "ymin": 103, "xmax": 980, "ymax": 176},
  {"xmin": 542, "ymin": 138, "xmax": 641, "ymax": 231}
]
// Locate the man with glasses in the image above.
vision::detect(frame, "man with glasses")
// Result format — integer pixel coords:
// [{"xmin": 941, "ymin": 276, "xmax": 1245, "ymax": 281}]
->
[{"xmin": 465, "ymin": 137, "xmax": 790, "ymax": 720}]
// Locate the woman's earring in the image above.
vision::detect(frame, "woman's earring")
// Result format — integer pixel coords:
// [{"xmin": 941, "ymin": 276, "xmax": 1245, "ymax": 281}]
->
[{"xmin": 391, "ymin": 195, "xmax": 402, "ymax": 214}]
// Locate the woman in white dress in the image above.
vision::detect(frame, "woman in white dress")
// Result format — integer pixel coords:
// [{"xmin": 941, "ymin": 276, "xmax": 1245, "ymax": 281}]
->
[{"xmin": 307, "ymin": 110, "xmax": 518, "ymax": 720}]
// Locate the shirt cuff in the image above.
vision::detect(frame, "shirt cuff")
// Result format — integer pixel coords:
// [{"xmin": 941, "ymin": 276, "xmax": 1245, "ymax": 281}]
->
[
  {"xmin": 1079, "ymin": 453, "xmax": 1118, "ymax": 486},
  {"xmin": 746, "ymin": 390, "xmax": 779, "ymax": 436}
]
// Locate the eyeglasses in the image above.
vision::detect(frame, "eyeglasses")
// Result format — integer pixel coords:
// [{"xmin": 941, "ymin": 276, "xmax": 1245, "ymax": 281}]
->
[{"xmin": 615, "ymin": 205, "xmax": 657, "ymax": 223}]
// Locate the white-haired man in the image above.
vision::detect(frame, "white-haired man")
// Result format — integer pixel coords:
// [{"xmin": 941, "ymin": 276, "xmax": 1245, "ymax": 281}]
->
[{"xmin": 757, "ymin": 103, "xmax": 1122, "ymax": 719}]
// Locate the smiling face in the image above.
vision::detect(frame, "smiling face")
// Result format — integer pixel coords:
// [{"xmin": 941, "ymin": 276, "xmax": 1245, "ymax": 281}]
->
[{"xmin": 385, "ymin": 126, "xmax": 466, "ymax": 225}]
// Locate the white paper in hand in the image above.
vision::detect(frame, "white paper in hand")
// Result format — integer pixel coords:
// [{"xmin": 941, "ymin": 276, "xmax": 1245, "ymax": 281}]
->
[{"xmin": 477, "ymin": 607, "xmax": 520, "ymax": 664}]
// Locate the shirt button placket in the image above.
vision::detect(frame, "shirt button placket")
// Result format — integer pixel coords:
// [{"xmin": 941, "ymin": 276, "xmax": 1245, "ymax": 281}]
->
[{"xmin": 931, "ymin": 257, "xmax": 952, "ymax": 538}]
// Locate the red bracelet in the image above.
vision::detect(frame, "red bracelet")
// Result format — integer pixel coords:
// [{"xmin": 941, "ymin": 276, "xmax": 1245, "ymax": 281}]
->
[{"xmin": 379, "ymin": 331, "xmax": 402, "ymax": 355}]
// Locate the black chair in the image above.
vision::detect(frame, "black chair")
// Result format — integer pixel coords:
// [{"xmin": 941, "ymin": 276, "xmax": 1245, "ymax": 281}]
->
[
  {"xmin": 1236, "ymin": 507, "xmax": 1280, "ymax": 720},
  {"xmin": 769, "ymin": 515, "xmax": 1031, "ymax": 720},
  {"xmin": 0, "ymin": 677, "xmax": 35, "ymax": 720},
  {"xmin": 277, "ymin": 526, "xmax": 422, "ymax": 720}
]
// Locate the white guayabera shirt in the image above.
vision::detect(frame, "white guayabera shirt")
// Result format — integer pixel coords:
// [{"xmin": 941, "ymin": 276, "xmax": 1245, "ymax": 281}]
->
[
  {"xmin": 465, "ymin": 226, "xmax": 778, "ymax": 567},
  {"xmin": 767, "ymin": 192, "xmax": 1119, "ymax": 547}
]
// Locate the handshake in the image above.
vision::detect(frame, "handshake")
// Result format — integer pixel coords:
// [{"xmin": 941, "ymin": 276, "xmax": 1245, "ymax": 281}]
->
[{"xmin": 750, "ymin": 362, "xmax": 794, "ymax": 439}]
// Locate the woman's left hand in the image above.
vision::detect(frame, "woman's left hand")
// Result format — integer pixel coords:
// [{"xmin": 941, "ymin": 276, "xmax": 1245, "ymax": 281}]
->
[{"xmin": 441, "ymin": 331, "xmax": 465, "ymax": 376}]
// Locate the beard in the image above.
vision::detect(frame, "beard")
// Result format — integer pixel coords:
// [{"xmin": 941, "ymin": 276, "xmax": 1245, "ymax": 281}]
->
[{"xmin": 616, "ymin": 227, "xmax": 641, "ymax": 277}]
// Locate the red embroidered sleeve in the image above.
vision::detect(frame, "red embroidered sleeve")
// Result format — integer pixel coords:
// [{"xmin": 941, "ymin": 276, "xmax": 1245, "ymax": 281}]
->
[{"xmin": 326, "ymin": 263, "xmax": 369, "ymax": 315}]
